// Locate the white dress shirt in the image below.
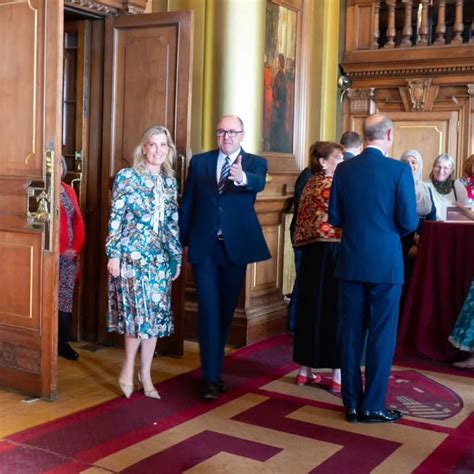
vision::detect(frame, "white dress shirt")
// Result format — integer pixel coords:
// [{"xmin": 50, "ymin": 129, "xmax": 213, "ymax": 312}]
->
[{"xmin": 217, "ymin": 149, "xmax": 247, "ymax": 186}]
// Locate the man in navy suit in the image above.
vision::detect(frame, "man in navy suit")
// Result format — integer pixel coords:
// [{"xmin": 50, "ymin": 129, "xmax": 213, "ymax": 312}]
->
[
  {"xmin": 340, "ymin": 130, "xmax": 362, "ymax": 161},
  {"xmin": 180, "ymin": 115, "xmax": 270, "ymax": 399},
  {"xmin": 329, "ymin": 114, "xmax": 418, "ymax": 423}
]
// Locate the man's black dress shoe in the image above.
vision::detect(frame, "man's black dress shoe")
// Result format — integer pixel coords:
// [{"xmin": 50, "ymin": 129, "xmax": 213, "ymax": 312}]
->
[
  {"xmin": 204, "ymin": 383, "xmax": 219, "ymax": 400},
  {"xmin": 359, "ymin": 409, "xmax": 403, "ymax": 423},
  {"xmin": 345, "ymin": 408, "xmax": 359, "ymax": 423},
  {"xmin": 216, "ymin": 378, "xmax": 227, "ymax": 393}
]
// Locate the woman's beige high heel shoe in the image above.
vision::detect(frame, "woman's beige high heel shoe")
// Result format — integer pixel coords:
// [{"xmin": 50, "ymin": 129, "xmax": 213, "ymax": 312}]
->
[
  {"xmin": 118, "ymin": 380, "xmax": 134, "ymax": 399},
  {"xmin": 138, "ymin": 373, "xmax": 161, "ymax": 399}
]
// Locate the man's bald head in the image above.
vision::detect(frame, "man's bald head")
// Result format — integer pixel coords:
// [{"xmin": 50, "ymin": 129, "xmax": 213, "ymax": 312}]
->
[{"xmin": 363, "ymin": 114, "xmax": 393, "ymax": 142}]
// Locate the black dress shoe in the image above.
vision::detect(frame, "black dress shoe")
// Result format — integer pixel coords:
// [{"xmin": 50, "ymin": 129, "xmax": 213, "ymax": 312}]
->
[
  {"xmin": 58, "ymin": 343, "xmax": 79, "ymax": 361},
  {"xmin": 216, "ymin": 378, "xmax": 227, "ymax": 393},
  {"xmin": 345, "ymin": 408, "xmax": 359, "ymax": 423},
  {"xmin": 203, "ymin": 383, "xmax": 219, "ymax": 400},
  {"xmin": 359, "ymin": 409, "xmax": 403, "ymax": 423}
]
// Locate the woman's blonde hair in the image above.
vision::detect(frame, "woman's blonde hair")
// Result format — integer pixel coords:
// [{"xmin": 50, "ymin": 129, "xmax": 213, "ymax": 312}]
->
[{"xmin": 131, "ymin": 125, "xmax": 176, "ymax": 177}]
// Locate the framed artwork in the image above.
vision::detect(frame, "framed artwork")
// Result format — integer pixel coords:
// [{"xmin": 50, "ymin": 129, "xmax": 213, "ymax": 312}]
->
[{"xmin": 263, "ymin": 1, "xmax": 297, "ymax": 154}]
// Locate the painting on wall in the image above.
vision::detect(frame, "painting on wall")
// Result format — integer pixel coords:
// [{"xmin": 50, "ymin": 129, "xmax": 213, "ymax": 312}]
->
[{"xmin": 263, "ymin": 1, "xmax": 297, "ymax": 154}]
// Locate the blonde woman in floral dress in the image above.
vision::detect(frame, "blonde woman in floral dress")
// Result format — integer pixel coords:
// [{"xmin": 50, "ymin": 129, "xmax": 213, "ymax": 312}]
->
[{"xmin": 106, "ymin": 125, "xmax": 182, "ymax": 400}]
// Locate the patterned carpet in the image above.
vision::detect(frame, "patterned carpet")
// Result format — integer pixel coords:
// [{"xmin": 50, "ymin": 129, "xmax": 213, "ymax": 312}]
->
[{"xmin": 0, "ymin": 335, "xmax": 473, "ymax": 473}]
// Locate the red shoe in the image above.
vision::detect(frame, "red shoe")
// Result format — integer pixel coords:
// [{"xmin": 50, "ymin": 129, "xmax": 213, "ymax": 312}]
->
[
  {"xmin": 296, "ymin": 372, "xmax": 321, "ymax": 386},
  {"xmin": 331, "ymin": 380, "xmax": 342, "ymax": 393}
]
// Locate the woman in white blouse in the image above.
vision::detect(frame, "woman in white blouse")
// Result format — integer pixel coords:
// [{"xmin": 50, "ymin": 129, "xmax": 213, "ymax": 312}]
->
[{"xmin": 425, "ymin": 154, "xmax": 468, "ymax": 221}]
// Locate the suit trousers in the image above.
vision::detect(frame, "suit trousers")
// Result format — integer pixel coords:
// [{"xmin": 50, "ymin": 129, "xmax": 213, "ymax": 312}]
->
[
  {"xmin": 340, "ymin": 280, "xmax": 401, "ymax": 412},
  {"xmin": 192, "ymin": 238, "xmax": 246, "ymax": 384}
]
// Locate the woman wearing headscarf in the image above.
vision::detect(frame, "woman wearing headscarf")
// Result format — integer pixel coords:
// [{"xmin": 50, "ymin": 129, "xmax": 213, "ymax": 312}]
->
[
  {"xmin": 400, "ymin": 149, "xmax": 434, "ymax": 219},
  {"xmin": 399, "ymin": 150, "xmax": 436, "ymax": 308},
  {"xmin": 425, "ymin": 153, "xmax": 469, "ymax": 221}
]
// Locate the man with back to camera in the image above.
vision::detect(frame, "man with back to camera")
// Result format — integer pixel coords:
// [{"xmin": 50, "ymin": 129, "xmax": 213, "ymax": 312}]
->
[
  {"xmin": 179, "ymin": 115, "xmax": 270, "ymax": 400},
  {"xmin": 340, "ymin": 130, "xmax": 362, "ymax": 161},
  {"xmin": 329, "ymin": 114, "xmax": 418, "ymax": 423}
]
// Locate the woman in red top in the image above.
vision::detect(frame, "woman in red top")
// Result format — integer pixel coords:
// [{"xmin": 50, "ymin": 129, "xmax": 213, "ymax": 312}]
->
[
  {"xmin": 292, "ymin": 141, "xmax": 344, "ymax": 392},
  {"xmin": 59, "ymin": 156, "xmax": 85, "ymax": 360},
  {"xmin": 461, "ymin": 154, "xmax": 474, "ymax": 204}
]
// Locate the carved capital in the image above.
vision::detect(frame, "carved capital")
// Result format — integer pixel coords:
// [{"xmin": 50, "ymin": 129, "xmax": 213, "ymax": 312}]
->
[
  {"xmin": 406, "ymin": 78, "xmax": 432, "ymax": 111},
  {"xmin": 467, "ymin": 84, "xmax": 474, "ymax": 96},
  {"xmin": 347, "ymin": 88, "xmax": 375, "ymax": 114}
]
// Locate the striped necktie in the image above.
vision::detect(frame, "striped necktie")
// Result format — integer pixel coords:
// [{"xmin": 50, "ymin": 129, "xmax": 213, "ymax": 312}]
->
[{"xmin": 218, "ymin": 156, "xmax": 231, "ymax": 194}]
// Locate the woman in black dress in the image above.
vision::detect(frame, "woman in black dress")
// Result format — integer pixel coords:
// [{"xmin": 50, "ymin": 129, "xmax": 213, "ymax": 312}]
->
[{"xmin": 292, "ymin": 141, "xmax": 344, "ymax": 392}]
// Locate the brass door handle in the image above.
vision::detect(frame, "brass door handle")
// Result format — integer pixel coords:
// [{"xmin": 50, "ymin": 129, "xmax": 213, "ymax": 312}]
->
[{"xmin": 27, "ymin": 149, "xmax": 55, "ymax": 252}]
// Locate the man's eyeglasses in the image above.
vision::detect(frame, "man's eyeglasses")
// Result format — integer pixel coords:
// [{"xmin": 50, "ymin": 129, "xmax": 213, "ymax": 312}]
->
[{"xmin": 216, "ymin": 129, "xmax": 243, "ymax": 138}]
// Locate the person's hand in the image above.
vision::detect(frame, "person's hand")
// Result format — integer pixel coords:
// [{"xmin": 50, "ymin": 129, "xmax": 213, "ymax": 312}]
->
[
  {"xmin": 172, "ymin": 265, "xmax": 181, "ymax": 281},
  {"xmin": 107, "ymin": 258, "xmax": 120, "ymax": 277},
  {"xmin": 408, "ymin": 245, "xmax": 418, "ymax": 258},
  {"xmin": 455, "ymin": 203, "xmax": 474, "ymax": 220},
  {"xmin": 229, "ymin": 155, "xmax": 243, "ymax": 183},
  {"xmin": 63, "ymin": 249, "xmax": 77, "ymax": 259}
]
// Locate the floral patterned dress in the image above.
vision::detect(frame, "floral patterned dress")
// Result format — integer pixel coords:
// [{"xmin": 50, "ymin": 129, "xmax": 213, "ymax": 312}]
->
[
  {"xmin": 105, "ymin": 168, "xmax": 182, "ymax": 339},
  {"xmin": 449, "ymin": 279, "xmax": 474, "ymax": 352},
  {"xmin": 59, "ymin": 190, "xmax": 79, "ymax": 313}
]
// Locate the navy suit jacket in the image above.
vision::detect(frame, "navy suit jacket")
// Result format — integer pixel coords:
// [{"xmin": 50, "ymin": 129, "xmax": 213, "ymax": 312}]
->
[
  {"xmin": 328, "ymin": 147, "xmax": 418, "ymax": 284},
  {"xmin": 179, "ymin": 148, "xmax": 271, "ymax": 265},
  {"xmin": 343, "ymin": 151, "xmax": 356, "ymax": 161}
]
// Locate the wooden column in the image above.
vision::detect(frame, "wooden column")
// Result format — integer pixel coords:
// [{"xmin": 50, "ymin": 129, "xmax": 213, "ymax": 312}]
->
[
  {"xmin": 417, "ymin": 0, "xmax": 429, "ymax": 46},
  {"xmin": 434, "ymin": 0, "xmax": 447, "ymax": 45},
  {"xmin": 401, "ymin": 0, "xmax": 413, "ymax": 47},
  {"xmin": 183, "ymin": 0, "xmax": 288, "ymax": 346},
  {"xmin": 372, "ymin": 1, "xmax": 381, "ymax": 49},
  {"xmin": 452, "ymin": 0, "xmax": 464, "ymax": 44},
  {"xmin": 384, "ymin": 0, "xmax": 396, "ymax": 48}
]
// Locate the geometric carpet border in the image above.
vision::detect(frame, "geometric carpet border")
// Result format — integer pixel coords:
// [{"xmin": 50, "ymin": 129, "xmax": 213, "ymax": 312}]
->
[{"xmin": 1, "ymin": 335, "xmax": 472, "ymax": 473}]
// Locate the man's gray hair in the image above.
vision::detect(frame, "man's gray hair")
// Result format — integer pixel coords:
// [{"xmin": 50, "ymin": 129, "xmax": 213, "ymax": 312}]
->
[{"xmin": 363, "ymin": 115, "xmax": 393, "ymax": 141}]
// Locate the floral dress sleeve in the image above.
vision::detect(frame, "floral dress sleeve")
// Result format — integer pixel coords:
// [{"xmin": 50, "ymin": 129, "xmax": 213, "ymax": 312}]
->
[
  {"xmin": 105, "ymin": 169, "xmax": 130, "ymax": 259},
  {"xmin": 164, "ymin": 177, "xmax": 182, "ymax": 269}
]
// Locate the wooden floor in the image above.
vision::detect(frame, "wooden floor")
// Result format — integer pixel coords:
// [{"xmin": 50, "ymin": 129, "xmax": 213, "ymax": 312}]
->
[{"xmin": 0, "ymin": 341, "xmax": 204, "ymax": 438}]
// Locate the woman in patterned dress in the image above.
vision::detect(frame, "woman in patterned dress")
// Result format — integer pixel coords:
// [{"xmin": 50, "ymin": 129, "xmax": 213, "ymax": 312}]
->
[
  {"xmin": 59, "ymin": 156, "xmax": 85, "ymax": 360},
  {"xmin": 292, "ymin": 141, "xmax": 344, "ymax": 392},
  {"xmin": 450, "ymin": 279, "xmax": 474, "ymax": 369},
  {"xmin": 106, "ymin": 126, "xmax": 182, "ymax": 399}
]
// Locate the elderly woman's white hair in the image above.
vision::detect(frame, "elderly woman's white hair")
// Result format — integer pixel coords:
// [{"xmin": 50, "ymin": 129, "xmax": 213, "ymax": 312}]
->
[
  {"xmin": 430, "ymin": 153, "xmax": 456, "ymax": 181},
  {"xmin": 400, "ymin": 149, "xmax": 423, "ymax": 180}
]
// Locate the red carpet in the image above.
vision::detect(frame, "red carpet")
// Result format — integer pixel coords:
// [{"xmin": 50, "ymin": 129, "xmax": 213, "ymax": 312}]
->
[{"xmin": 0, "ymin": 335, "xmax": 473, "ymax": 473}]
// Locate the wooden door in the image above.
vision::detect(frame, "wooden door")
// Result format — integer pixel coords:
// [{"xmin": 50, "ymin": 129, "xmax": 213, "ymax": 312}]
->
[
  {"xmin": 98, "ymin": 11, "xmax": 193, "ymax": 356},
  {"xmin": 0, "ymin": 0, "xmax": 63, "ymax": 399},
  {"xmin": 62, "ymin": 20, "xmax": 91, "ymax": 340}
]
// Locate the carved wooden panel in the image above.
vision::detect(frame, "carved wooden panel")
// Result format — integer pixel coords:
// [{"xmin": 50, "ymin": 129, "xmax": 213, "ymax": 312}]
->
[
  {"xmin": 0, "ymin": 232, "xmax": 42, "ymax": 331},
  {"xmin": 390, "ymin": 112, "xmax": 458, "ymax": 181},
  {"xmin": 249, "ymin": 224, "xmax": 282, "ymax": 296},
  {"xmin": 0, "ymin": 0, "xmax": 42, "ymax": 177}
]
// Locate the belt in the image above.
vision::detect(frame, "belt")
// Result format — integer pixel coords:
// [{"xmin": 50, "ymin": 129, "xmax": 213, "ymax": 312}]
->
[{"xmin": 217, "ymin": 234, "xmax": 224, "ymax": 241}]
